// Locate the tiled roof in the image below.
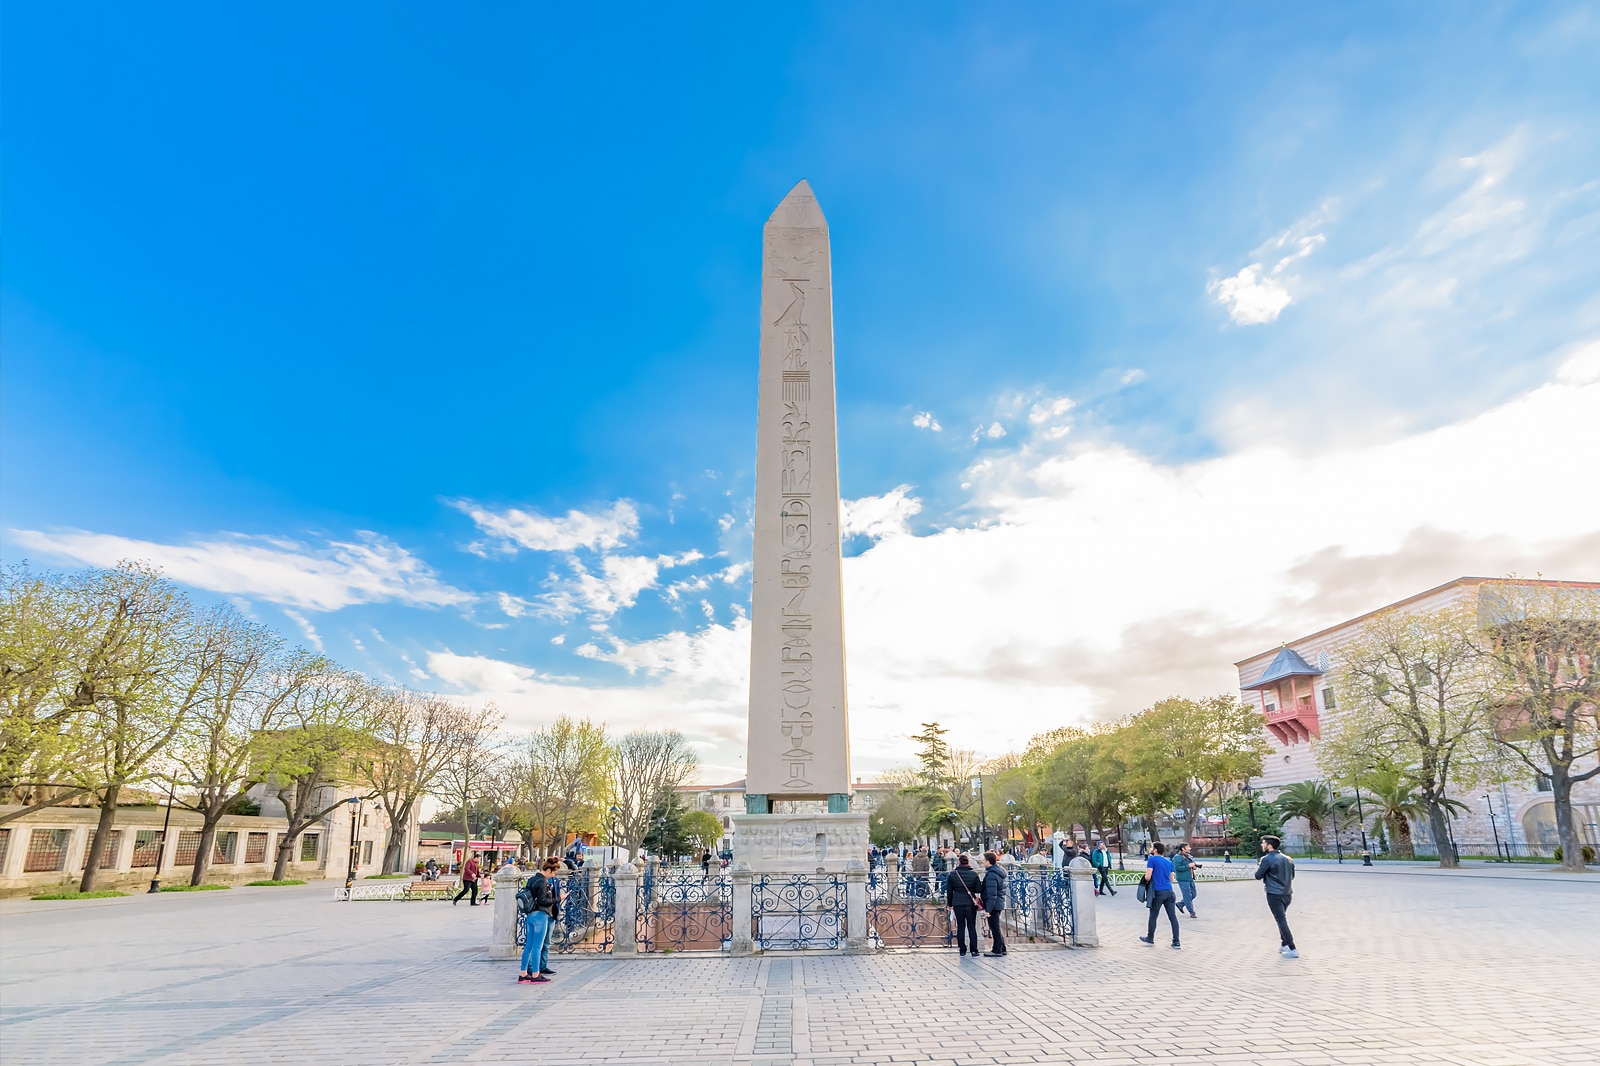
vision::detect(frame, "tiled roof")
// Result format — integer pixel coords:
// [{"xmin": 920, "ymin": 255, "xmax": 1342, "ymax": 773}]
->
[{"xmin": 1241, "ymin": 645, "xmax": 1323, "ymax": 690}]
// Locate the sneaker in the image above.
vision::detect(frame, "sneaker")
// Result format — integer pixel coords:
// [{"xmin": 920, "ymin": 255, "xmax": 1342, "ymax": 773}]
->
[
  {"xmin": 530, "ymin": 975, "xmax": 551, "ymax": 983},
  {"xmin": 984, "ymin": 951, "xmax": 1005, "ymax": 957},
  {"xmin": 516, "ymin": 974, "xmax": 533, "ymax": 983},
  {"xmin": 1138, "ymin": 936, "xmax": 1154, "ymax": 945},
  {"xmin": 1282, "ymin": 948, "xmax": 1299, "ymax": 959},
  {"xmin": 1170, "ymin": 943, "xmax": 1181, "ymax": 950},
  {"xmin": 539, "ymin": 968, "xmax": 556, "ymax": 975}
]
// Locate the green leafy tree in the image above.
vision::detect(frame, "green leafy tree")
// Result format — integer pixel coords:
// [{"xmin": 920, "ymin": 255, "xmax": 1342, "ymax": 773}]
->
[
  {"xmin": 1476, "ymin": 582, "xmax": 1600, "ymax": 872},
  {"xmin": 1114, "ymin": 696, "xmax": 1269, "ymax": 843},
  {"xmin": 679, "ymin": 810, "xmax": 724, "ymax": 855},
  {"xmin": 1222, "ymin": 793, "xmax": 1285, "ymax": 858},
  {"xmin": 1351, "ymin": 762, "xmax": 1428, "ymax": 858},
  {"xmin": 1030, "ymin": 729, "xmax": 1129, "ymax": 845},
  {"xmin": 1321, "ymin": 602, "xmax": 1494, "ymax": 867},
  {"xmin": 869, "ymin": 791, "xmax": 927, "ymax": 848},
  {"xmin": 1274, "ymin": 780, "xmax": 1340, "ymax": 850}
]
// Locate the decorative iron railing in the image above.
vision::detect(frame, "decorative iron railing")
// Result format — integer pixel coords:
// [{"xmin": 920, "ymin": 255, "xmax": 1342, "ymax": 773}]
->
[
  {"xmin": 753, "ymin": 873, "xmax": 847, "ymax": 950},
  {"xmin": 999, "ymin": 867, "xmax": 1073, "ymax": 944},
  {"xmin": 638, "ymin": 868, "xmax": 731, "ymax": 952},
  {"xmin": 866, "ymin": 869, "xmax": 952, "ymax": 948},
  {"xmin": 513, "ymin": 871, "xmax": 617, "ymax": 953}
]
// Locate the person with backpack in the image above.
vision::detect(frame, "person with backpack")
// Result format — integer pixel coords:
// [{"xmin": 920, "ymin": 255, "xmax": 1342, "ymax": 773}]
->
[
  {"xmin": 1255, "ymin": 835, "xmax": 1298, "ymax": 958},
  {"xmin": 981, "ymin": 851, "xmax": 1008, "ymax": 957},
  {"xmin": 945, "ymin": 853, "xmax": 985, "ymax": 959},
  {"xmin": 1138, "ymin": 841, "xmax": 1180, "ymax": 949},
  {"xmin": 1173, "ymin": 842, "xmax": 1201, "ymax": 917},
  {"xmin": 517, "ymin": 857, "xmax": 564, "ymax": 984}
]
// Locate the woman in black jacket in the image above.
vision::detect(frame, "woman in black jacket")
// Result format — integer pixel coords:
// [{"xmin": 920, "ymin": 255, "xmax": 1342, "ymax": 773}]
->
[{"xmin": 945, "ymin": 853, "xmax": 985, "ymax": 958}]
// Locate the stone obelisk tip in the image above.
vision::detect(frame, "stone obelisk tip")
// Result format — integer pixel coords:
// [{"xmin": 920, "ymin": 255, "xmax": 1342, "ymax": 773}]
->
[{"xmin": 766, "ymin": 179, "xmax": 827, "ymax": 229}]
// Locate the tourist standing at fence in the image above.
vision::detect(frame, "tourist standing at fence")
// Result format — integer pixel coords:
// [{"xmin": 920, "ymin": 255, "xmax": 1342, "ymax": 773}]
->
[
  {"xmin": 946, "ymin": 853, "xmax": 984, "ymax": 958},
  {"xmin": 1139, "ymin": 842, "xmax": 1180, "ymax": 949},
  {"xmin": 517, "ymin": 857, "xmax": 564, "ymax": 983},
  {"xmin": 1173, "ymin": 843, "xmax": 1201, "ymax": 917},
  {"xmin": 981, "ymin": 851, "xmax": 1008, "ymax": 957},
  {"xmin": 1090, "ymin": 841, "xmax": 1115, "ymax": 896},
  {"xmin": 701, "ymin": 849, "xmax": 711, "ymax": 880},
  {"xmin": 454, "ymin": 852, "xmax": 482, "ymax": 906},
  {"xmin": 1255, "ymin": 835, "xmax": 1298, "ymax": 958}
]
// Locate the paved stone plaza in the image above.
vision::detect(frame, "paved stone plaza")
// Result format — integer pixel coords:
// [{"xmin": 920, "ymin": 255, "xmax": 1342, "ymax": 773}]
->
[{"xmin": 2, "ymin": 866, "xmax": 1596, "ymax": 1066}]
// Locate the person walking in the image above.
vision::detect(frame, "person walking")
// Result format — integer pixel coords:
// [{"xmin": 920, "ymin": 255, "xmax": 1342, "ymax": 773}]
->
[
  {"xmin": 981, "ymin": 851, "xmax": 1009, "ymax": 957},
  {"xmin": 1089, "ymin": 841, "xmax": 1116, "ymax": 896},
  {"xmin": 453, "ymin": 852, "xmax": 482, "ymax": 906},
  {"xmin": 701, "ymin": 849, "xmax": 712, "ymax": 880},
  {"xmin": 1174, "ymin": 843, "xmax": 1201, "ymax": 917},
  {"xmin": 517, "ymin": 857, "xmax": 564, "ymax": 983},
  {"xmin": 1138, "ymin": 842, "xmax": 1180, "ymax": 949},
  {"xmin": 945, "ymin": 853, "xmax": 985, "ymax": 959},
  {"xmin": 1255, "ymin": 835, "xmax": 1298, "ymax": 958}
]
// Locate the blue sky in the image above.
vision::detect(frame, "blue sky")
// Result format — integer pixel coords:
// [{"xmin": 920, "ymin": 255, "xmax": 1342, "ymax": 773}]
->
[{"xmin": 6, "ymin": 4, "xmax": 1599, "ymax": 780}]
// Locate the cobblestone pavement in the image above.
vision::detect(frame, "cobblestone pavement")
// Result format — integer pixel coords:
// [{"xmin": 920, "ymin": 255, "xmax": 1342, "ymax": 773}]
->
[{"xmin": 3, "ymin": 867, "xmax": 1596, "ymax": 1065}]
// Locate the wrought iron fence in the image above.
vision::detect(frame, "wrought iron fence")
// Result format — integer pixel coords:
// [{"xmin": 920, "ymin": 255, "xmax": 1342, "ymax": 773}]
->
[
  {"xmin": 753, "ymin": 873, "xmax": 847, "ymax": 950},
  {"xmin": 638, "ymin": 868, "xmax": 731, "ymax": 952},
  {"xmin": 867, "ymin": 869, "xmax": 952, "ymax": 948},
  {"xmin": 513, "ymin": 870, "xmax": 617, "ymax": 953},
  {"xmin": 999, "ymin": 867, "xmax": 1073, "ymax": 944}
]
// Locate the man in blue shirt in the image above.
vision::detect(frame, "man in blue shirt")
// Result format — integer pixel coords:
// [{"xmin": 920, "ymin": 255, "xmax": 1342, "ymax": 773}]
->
[{"xmin": 1138, "ymin": 842, "xmax": 1181, "ymax": 949}]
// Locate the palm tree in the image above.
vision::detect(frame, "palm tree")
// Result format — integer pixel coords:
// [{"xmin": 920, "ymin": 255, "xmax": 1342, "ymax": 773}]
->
[
  {"xmin": 1357, "ymin": 765, "xmax": 1428, "ymax": 859},
  {"xmin": 1276, "ymin": 780, "xmax": 1337, "ymax": 851}
]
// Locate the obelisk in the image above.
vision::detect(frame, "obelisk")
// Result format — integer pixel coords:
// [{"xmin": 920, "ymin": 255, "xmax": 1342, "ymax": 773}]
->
[{"xmin": 735, "ymin": 181, "xmax": 866, "ymax": 872}]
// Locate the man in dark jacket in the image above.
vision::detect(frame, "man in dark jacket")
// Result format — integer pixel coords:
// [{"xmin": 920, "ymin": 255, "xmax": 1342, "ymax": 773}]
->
[
  {"xmin": 1255, "ymin": 835, "xmax": 1297, "ymax": 958},
  {"xmin": 945, "ymin": 853, "xmax": 985, "ymax": 958},
  {"xmin": 981, "ymin": 851, "xmax": 1008, "ymax": 957},
  {"xmin": 453, "ymin": 852, "xmax": 482, "ymax": 906}
]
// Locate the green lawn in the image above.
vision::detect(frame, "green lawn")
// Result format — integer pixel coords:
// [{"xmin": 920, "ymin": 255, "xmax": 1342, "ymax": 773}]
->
[
  {"xmin": 159, "ymin": 883, "xmax": 230, "ymax": 892},
  {"xmin": 245, "ymin": 879, "xmax": 306, "ymax": 886},
  {"xmin": 363, "ymin": 873, "xmax": 410, "ymax": 879},
  {"xmin": 31, "ymin": 889, "xmax": 129, "ymax": 900}
]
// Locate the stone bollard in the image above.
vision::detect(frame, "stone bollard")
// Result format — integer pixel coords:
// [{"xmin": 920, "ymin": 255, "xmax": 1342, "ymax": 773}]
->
[
  {"xmin": 1067, "ymin": 855, "xmax": 1098, "ymax": 947},
  {"xmin": 730, "ymin": 862, "xmax": 754, "ymax": 955},
  {"xmin": 885, "ymin": 853, "xmax": 900, "ymax": 902},
  {"xmin": 490, "ymin": 863, "xmax": 525, "ymax": 959},
  {"xmin": 612, "ymin": 862, "xmax": 639, "ymax": 955},
  {"xmin": 843, "ymin": 859, "xmax": 870, "ymax": 954}
]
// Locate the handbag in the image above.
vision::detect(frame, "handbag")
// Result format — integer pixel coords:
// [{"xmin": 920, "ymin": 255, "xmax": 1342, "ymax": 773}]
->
[{"xmin": 1136, "ymin": 878, "xmax": 1149, "ymax": 904}]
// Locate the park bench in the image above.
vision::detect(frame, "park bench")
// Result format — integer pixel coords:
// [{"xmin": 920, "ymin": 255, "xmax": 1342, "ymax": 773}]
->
[{"xmin": 406, "ymin": 880, "xmax": 457, "ymax": 900}]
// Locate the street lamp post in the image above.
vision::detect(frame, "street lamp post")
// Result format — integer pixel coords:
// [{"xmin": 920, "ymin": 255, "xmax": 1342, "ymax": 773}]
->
[
  {"xmin": 1005, "ymin": 800, "xmax": 1016, "ymax": 851},
  {"xmin": 1351, "ymin": 784, "xmax": 1372, "ymax": 864},
  {"xmin": 1242, "ymin": 780, "xmax": 1258, "ymax": 856},
  {"xmin": 1329, "ymin": 784, "xmax": 1343, "ymax": 863},
  {"xmin": 1484, "ymin": 795, "xmax": 1504, "ymax": 862},
  {"xmin": 608, "ymin": 805, "xmax": 620, "ymax": 862},
  {"xmin": 344, "ymin": 796, "xmax": 361, "ymax": 890},
  {"xmin": 970, "ymin": 776, "xmax": 987, "ymax": 854},
  {"xmin": 148, "ymin": 778, "xmax": 176, "ymax": 894}
]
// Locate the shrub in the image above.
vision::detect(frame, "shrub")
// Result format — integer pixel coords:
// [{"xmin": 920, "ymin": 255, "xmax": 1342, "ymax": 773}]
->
[
  {"xmin": 31, "ymin": 889, "xmax": 129, "ymax": 900},
  {"xmin": 160, "ymin": 883, "xmax": 231, "ymax": 892},
  {"xmin": 364, "ymin": 873, "xmax": 409, "ymax": 879},
  {"xmin": 244, "ymin": 879, "xmax": 306, "ymax": 887},
  {"xmin": 1553, "ymin": 845, "xmax": 1597, "ymax": 864}
]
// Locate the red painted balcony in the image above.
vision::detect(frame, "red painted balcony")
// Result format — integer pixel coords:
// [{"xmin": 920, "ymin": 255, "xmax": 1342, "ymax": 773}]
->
[{"xmin": 1265, "ymin": 702, "xmax": 1319, "ymax": 744}]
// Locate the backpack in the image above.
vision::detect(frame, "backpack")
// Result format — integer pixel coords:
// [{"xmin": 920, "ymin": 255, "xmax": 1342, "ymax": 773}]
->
[{"xmin": 515, "ymin": 879, "xmax": 537, "ymax": 917}]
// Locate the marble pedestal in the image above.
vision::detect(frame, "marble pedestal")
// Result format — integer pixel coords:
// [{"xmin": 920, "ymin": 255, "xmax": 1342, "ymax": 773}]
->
[{"xmin": 731, "ymin": 812, "xmax": 869, "ymax": 874}]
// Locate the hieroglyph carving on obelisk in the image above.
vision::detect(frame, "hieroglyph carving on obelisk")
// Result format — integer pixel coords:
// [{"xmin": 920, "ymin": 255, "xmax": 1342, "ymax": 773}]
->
[{"xmin": 745, "ymin": 180, "xmax": 850, "ymax": 807}]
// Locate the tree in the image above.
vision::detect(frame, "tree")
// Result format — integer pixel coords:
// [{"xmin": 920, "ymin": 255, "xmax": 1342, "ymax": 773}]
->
[
  {"xmin": 260, "ymin": 662, "xmax": 373, "ymax": 882},
  {"xmin": 1353, "ymin": 762, "xmax": 1428, "ymax": 858},
  {"xmin": 1274, "ymin": 780, "xmax": 1339, "ymax": 850},
  {"xmin": 351, "ymin": 688, "xmax": 473, "ymax": 873},
  {"xmin": 680, "ymin": 810, "xmax": 723, "ymax": 855},
  {"xmin": 527, "ymin": 716, "xmax": 611, "ymax": 857},
  {"xmin": 641, "ymin": 790, "xmax": 693, "ymax": 860},
  {"xmin": 1030, "ymin": 728, "xmax": 1129, "ymax": 845},
  {"xmin": 910, "ymin": 722, "xmax": 951, "ymax": 787},
  {"xmin": 431, "ymin": 702, "xmax": 506, "ymax": 870},
  {"xmin": 610, "ymin": 729, "xmax": 698, "ymax": 858},
  {"xmin": 869, "ymin": 791, "xmax": 927, "ymax": 848},
  {"xmin": 1222, "ymin": 792, "xmax": 1285, "ymax": 858},
  {"xmin": 1321, "ymin": 602, "xmax": 1493, "ymax": 867},
  {"xmin": 1476, "ymin": 582, "xmax": 1600, "ymax": 872},
  {"xmin": 0, "ymin": 564, "xmax": 100, "ymax": 821},
  {"xmin": 171, "ymin": 612, "xmax": 296, "ymax": 885},
  {"xmin": 73, "ymin": 566, "xmax": 225, "ymax": 892},
  {"xmin": 1114, "ymin": 696, "xmax": 1268, "ymax": 843}
]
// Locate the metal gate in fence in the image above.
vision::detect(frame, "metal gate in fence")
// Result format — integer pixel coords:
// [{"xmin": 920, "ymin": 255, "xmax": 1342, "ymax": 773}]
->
[
  {"xmin": 514, "ymin": 870, "xmax": 617, "ymax": 954},
  {"xmin": 867, "ymin": 869, "xmax": 953, "ymax": 948},
  {"xmin": 1002, "ymin": 867, "xmax": 1073, "ymax": 944},
  {"xmin": 638, "ymin": 868, "xmax": 732, "ymax": 952},
  {"xmin": 753, "ymin": 873, "xmax": 847, "ymax": 950}
]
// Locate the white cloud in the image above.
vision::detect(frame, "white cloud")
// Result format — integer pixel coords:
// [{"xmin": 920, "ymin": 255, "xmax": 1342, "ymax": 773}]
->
[
  {"xmin": 497, "ymin": 592, "xmax": 534, "ymax": 618},
  {"xmin": 1210, "ymin": 264, "xmax": 1293, "ymax": 325},
  {"xmin": 913, "ymin": 411, "xmax": 943, "ymax": 432},
  {"xmin": 842, "ymin": 486, "xmax": 923, "ymax": 540},
  {"xmin": 551, "ymin": 634, "xmax": 566, "ymax": 645},
  {"xmin": 1119, "ymin": 369, "xmax": 1147, "ymax": 386},
  {"xmin": 972, "ymin": 422, "xmax": 1008, "ymax": 441},
  {"xmin": 453, "ymin": 499, "xmax": 639, "ymax": 554},
  {"xmin": 282, "ymin": 609, "xmax": 325, "ymax": 651},
  {"xmin": 541, "ymin": 554, "xmax": 663, "ymax": 621},
  {"xmin": 8, "ymin": 529, "xmax": 472, "ymax": 612}
]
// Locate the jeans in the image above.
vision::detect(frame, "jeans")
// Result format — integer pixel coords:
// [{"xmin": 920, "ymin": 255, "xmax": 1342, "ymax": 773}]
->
[
  {"xmin": 952, "ymin": 907, "xmax": 980, "ymax": 955},
  {"xmin": 1096, "ymin": 867, "xmax": 1115, "ymax": 894},
  {"xmin": 1178, "ymin": 879, "xmax": 1197, "ymax": 915},
  {"xmin": 1146, "ymin": 888, "xmax": 1179, "ymax": 944},
  {"xmin": 454, "ymin": 879, "xmax": 478, "ymax": 904},
  {"xmin": 986, "ymin": 909, "xmax": 1007, "ymax": 954},
  {"xmin": 1266, "ymin": 893, "xmax": 1295, "ymax": 949},
  {"xmin": 521, "ymin": 911, "xmax": 551, "ymax": 973}
]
